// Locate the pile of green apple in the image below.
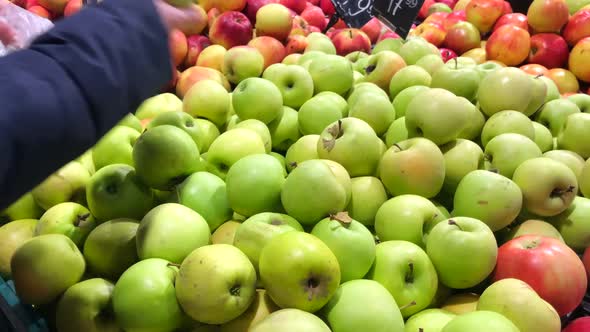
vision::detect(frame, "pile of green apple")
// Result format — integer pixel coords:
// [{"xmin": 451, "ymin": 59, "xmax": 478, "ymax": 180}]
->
[{"xmin": 2, "ymin": 31, "xmax": 590, "ymax": 332}]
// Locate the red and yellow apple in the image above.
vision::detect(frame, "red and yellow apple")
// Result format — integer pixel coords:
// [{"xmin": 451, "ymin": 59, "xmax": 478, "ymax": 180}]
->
[
  {"xmin": 443, "ymin": 10, "xmax": 467, "ymax": 30},
  {"xmin": 410, "ymin": 22, "xmax": 447, "ymax": 47},
  {"xmin": 184, "ymin": 35, "xmax": 211, "ymax": 68},
  {"xmin": 563, "ymin": 9, "xmax": 590, "ymax": 46},
  {"xmin": 444, "ymin": 21, "xmax": 481, "ymax": 55},
  {"xmin": 247, "ymin": 36, "xmax": 287, "ymax": 69},
  {"xmin": 209, "ymin": 11, "xmax": 254, "ymax": 49},
  {"xmin": 465, "ymin": 0, "xmax": 505, "ymax": 34},
  {"xmin": 175, "ymin": 66, "xmax": 230, "ymax": 98},
  {"xmin": 301, "ymin": 5, "xmax": 326, "ymax": 31},
  {"xmin": 331, "ymin": 28, "xmax": 372, "ymax": 56},
  {"xmin": 527, "ymin": 0, "xmax": 569, "ymax": 33},
  {"xmin": 546, "ymin": 68, "xmax": 580, "ymax": 93},
  {"xmin": 569, "ymin": 37, "xmax": 590, "ymax": 82},
  {"xmin": 255, "ymin": 3, "xmax": 294, "ymax": 42},
  {"xmin": 493, "ymin": 13, "xmax": 529, "ymax": 31},
  {"xmin": 361, "ymin": 17, "xmax": 383, "ymax": 44},
  {"xmin": 169, "ymin": 29, "xmax": 188, "ymax": 68},
  {"xmin": 198, "ymin": 0, "xmax": 247, "ymax": 12},
  {"xmin": 285, "ymin": 34, "xmax": 308, "ymax": 54},
  {"xmin": 486, "ymin": 25, "xmax": 531, "ymax": 66},
  {"xmin": 196, "ymin": 45, "xmax": 227, "ymax": 71},
  {"xmin": 520, "ymin": 63, "xmax": 549, "ymax": 76}
]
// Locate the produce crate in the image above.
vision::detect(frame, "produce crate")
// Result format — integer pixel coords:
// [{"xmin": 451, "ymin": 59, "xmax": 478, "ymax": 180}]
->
[{"xmin": 0, "ymin": 276, "xmax": 50, "ymax": 332}]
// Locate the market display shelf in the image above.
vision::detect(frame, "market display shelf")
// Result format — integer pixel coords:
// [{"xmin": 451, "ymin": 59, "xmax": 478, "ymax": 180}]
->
[{"xmin": 0, "ymin": 276, "xmax": 50, "ymax": 332}]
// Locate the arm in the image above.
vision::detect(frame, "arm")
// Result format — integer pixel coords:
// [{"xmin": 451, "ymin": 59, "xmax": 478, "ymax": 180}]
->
[{"xmin": 0, "ymin": 0, "xmax": 172, "ymax": 209}]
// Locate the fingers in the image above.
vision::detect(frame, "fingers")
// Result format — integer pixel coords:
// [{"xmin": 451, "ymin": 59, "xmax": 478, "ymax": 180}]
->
[{"xmin": 153, "ymin": 0, "xmax": 206, "ymax": 35}]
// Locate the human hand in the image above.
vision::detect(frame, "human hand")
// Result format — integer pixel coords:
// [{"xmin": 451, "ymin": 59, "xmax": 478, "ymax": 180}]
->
[
  {"xmin": 153, "ymin": 0, "xmax": 207, "ymax": 35},
  {"xmin": 0, "ymin": 1, "xmax": 17, "ymax": 47}
]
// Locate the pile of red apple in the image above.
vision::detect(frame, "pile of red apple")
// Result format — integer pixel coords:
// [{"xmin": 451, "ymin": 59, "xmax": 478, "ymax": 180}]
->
[{"xmin": 4, "ymin": 0, "xmax": 590, "ymax": 331}]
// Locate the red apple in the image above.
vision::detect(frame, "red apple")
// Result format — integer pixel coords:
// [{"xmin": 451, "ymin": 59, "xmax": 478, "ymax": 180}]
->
[
  {"xmin": 184, "ymin": 35, "xmax": 211, "ymax": 68},
  {"xmin": 248, "ymin": 36, "xmax": 287, "ymax": 69},
  {"xmin": 528, "ymin": 33, "xmax": 569, "ymax": 69},
  {"xmin": 308, "ymin": 0, "xmax": 320, "ymax": 5},
  {"xmin": 418, "ymin": 0, "xmax": 437, "ymax": 20},
  {"xmin": 208, "ymin": 7, "xmax": 221, "ymax": 27},
  {"xmin": 563, "ymin": 9, "xmax": 590, "ymax": 47},
  {"xmin": 301, "ymin": 5, "xmax": 326, "ymax": 30},
  {"xmin": 546, "ymin": 68, "xmax": 580, "ymax": 93},
  {"xmin": 502, "ymin": 0, "xmax": 512, "ymax": 14},
  {"xmin": 28, "ymin": 5, "xmax": 52, "ymax": 18},
  {"xmin": 444, "ymin": 21, "xmax": 481, "ymax": 55},
  {"xmin": 409, "ymin": 22, "xmax": 447, "ymax": 47},
  {"xmin": 520, "ymin": 63, "xmax": 549, "ymax": 76},
  {"xmin": 527, "ymin": 0, "xmax": 569, "ymax": 33},
  {"xmin": 378, "ymin": 30, "xmax": 401, "ymax": 41},
  {"xmin": 486, "ymin": 25, "xmax": 530, "ymax": 66},
  {"xmin": 26, "ymin": 0, "xmax": 40, "ymax": 8},
  {"xmin": 198, "ymin": 0, "xmax": 247, "ymax": 12},
  {"xmin": 245, "ymin": 0, "xmax": 279, "ymax": 23},
  {"xmin": 465, "ymin": 0, "xmax": 505, "ymax": 34},
  {"xmin": 493, "ymin": 235, "xmax": 588, "ymax": 317},
  {"xmin": 208, "ymin": 11, "xmax": 253, "ymax": 49},
  {"xmin": 176, "ymin": 66, "xmax": 230, "ymax": 98},
  {"xmin": 285, "ymin": 34, "xmax": 308, "ymax": 54},
  {"xmin": 361, "ymin": 17, "xmax": 382, "ymax": 44},
  {"xmin": 569, "ymin": 37, "xmax": 590, "ymax": 83},
  {"xmin": 493, "ymin": 13, "xmax": 528, "ymax": 31},
  {"xmin": 325, "ymin": 27, "xmax": 341, "ymax": 39},
  {"xmin": 440, "ymin": 47, "xmax": 458, "ymax": 62},
  {"xmin": 583, "ymin": 245, "xmax": 590, "ymax": 281},
  {"xmin": 331, "ymin": 28, "xmax": 372, "ymax": 56},
  {"xmin": 424, "ymin": 11, "xmax": 450, "ymax": 26},
  {"xmin": 563, "ymin": 317, "xmax": 590, "ymax": 332},
  {"xmin": 63, "ymin": 0, "xmax": 81, "ymax": 16},
  {"xmin": 290, "ymin": 15, "xmax": 311, "ymax": 36},
  {"xmin": 443, "ymin": 10, "xmax": 467, "ymax": 30},
  {"xmin": 169, "ymin": 29, "xmax": 188, "ymax": 68},
  {"xmin": 319, "ymin": 0, "xmax": 335, "ymax": 16},
  {"xmin": 279, "ymin": 0, "xmax": 306, "ymax": 13}
]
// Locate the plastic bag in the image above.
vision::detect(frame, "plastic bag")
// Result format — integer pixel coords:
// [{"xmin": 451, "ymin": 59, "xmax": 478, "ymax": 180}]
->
[{"xmin": 0, "ymin": 0, "xmax": 54, "ymax": 56}]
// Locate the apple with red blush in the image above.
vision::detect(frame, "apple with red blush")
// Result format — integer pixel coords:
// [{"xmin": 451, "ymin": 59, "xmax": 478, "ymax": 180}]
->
[
  {"xmin": 486, "ymin": 25, "xmax": 530, "ymax": 66},
  {"xmin": 443, "ymin": 10, "xmax": 467, "ymax": 30},
  {"xmin": 563, "ymin": 9, "xmax": 590, "ymax": 47},
  {"xmin": 184, "ymin": 35, "xmax": 211, "ymax": 68},
  {"xmin": 439, "ymin": 48, "xmax": 457, "ymax": 62},
  {"xmin": 279, "ymin": 0, "xmax": 306, "ymax": 13},
  {"xmin": 563, "ymin": 317, "xmax": 590, "ymax": 332},
  {"xmin": 444, "ymin": 21, "xmax": 481, "ymax": 55},
  {"xmin": 319, "ymin": 0, "xmax": 335, "ymax": 16},
  {"xmin": 331, "ymin": 28, "xmax": 372, "ymax": 56},
  {"xmin": 465, "ymin": 0, "xmax": 504, "ymax": 34},
  {"xmin": 409, "ymin": 22, "xmax": 447, "ymax": 47},
  {"xmin": 418, "ymin": 0, "xmax": 436, "ymax": 19},
  {"xmin": 361, "ymin": 18, "xmax": 382, "ymax": 44},
  {"xmin": 301, "ymin": 5, "xmax": 326, "ymax": 31},
  {"xmin": 248, "ymin": 36, "xmax": 287, "ymax": 69},
  {"xmin": 424, "ymin": 11, "xmax": 450, "ymax": 26},
  {"xmin": 493, "ymin": 13, "xmax": 528, "ymax": 31},
  {"xmin": 285, "ymin": 34, "xmax": 308, "ymax": 54},
  {"xmin": 245, "ymin": 0, "xmax": 278, "ymax": 23},
  {"xmin": 528, "ymin": 33, "xmax": 569, "ymax": 69},
  {"xmin": 208, "ymin": 11, "xmax": 253, "ymax": 49},
  {"xmin": 169, "ymin": 29, "xmax": 188, "ymax": 68}
]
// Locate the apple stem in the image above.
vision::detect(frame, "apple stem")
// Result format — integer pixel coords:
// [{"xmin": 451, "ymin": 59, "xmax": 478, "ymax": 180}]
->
[
  {"xmin": 550, "ymin": 185, "xmax": 576, "ymax": 198},
  {"xmin": 399, "ymin": 300, "xmax": 417, "ymax": 311},
  {"xmin": 289, "ymin": 161, "xmax": 298, "ymax": 169},
  {"xmin": 74, "ymin": 213, "xmax": 91, "ymax": 227},
  {"xmin": 419, "ymin": 329, "xmax": 424, "ymax": 332},
  {"xmin": 534, "ymin": 74, "xmax": 544, "ymax": 79},
  {"xmin": 447, "ymin": 219, "xmax": 463, "ymax": 231},
  {"xmin": 453, "ymin": 57, "xmax": 458, "ymax": 70},
  {"xmin": 330, "ymin": 211, "xmax": 353, "ymax": 226},
  {"xmin": 405, "ymin": 262, "xmax": 414, "ymax": 283},
  {"xmin": 393, "ymin": 143, "xmax": 403, "ymax": 151},
  {"xmin": 365, "ymin": 64, "xmax": 376, "ymax": 74},
  {"xmin": 167, "ymin": 263, "xmax": 181, "ymax": 268}
]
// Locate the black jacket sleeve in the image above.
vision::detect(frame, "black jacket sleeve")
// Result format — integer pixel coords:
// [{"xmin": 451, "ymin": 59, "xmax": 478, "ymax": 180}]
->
[{"xmin": 0, "ymin": 0, "xmax": 173, "ymax": 209}]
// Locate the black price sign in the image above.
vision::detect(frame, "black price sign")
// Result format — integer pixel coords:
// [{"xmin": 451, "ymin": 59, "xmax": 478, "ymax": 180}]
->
[
  {"xmin": 372, "ymin": 0, "xmax": 425, "ymax": 39},
  {"xmin": 329, "ymin": 0, "xmax": 374, "ymax": 29}
]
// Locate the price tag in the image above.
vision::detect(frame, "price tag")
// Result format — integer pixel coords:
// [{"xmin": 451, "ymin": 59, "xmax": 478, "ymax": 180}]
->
[
  {"xmin": 329, "ymin": 0, "xmax": 374, "ymax": 29},
  {"xmin": 372, "ymin": 0, "xmax": 425, "ymax": 39}
]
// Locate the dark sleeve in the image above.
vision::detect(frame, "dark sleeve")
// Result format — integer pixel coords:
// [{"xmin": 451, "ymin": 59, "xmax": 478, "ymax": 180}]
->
[{"xmin": 0, "ymin": 0, "xmax": 173, "ymax": 209}]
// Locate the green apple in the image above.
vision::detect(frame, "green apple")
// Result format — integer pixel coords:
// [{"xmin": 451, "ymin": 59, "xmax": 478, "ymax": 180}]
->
[
  {"xmin": 397, "ymin": 37, "xmax": 439, "ymax": 65},
  {"xmin": 258, "ymin": 231, "xmax": 341, "ymax": 312},
  {"xmin": 346, "ymin": 176, "xmax": 388, "ymax": 227},
  {"xmin": 136, "ymin": 203, "xmax": 210, "ymax": 264},
  {"xmin": 532, "ymin": 121, "xmax": 554, "ymax": 152},
  {"xmin": 375, "ymin": 194, "xmax": 445, "ymax": 247},
  {"xmin": 379, "ymin": 137, "xmax": 446, "ymax": 198},
  {"xmin": 405, "ymin": 88, "xmax": 473, "ymax": 145},
  {"xmin": 361, "ymin": 50, "xmax": 408, "ymax": 92},
  {"xmin": 112, "ymin": 258, "xmax": 184, "ymax": 332},
  {"xmin": 229, "ymin": 119, "xmax": 272, "ymax": 153},
  {"xmin": 384, "ymin": 116, "xmax": 409, "ymax": 147},
  {"xmin": 11, "ymin": 234, "xmax": 85, "ymax": 305},
  {"xmin": 477, "ymin": 278, "xmax": 561, "ymax": 332},
  {"xmin": 441, "ymin": 311, "xmax": 520, "ymax": 332},
  {"xmin": 372, "ymin": 38, "xmax": 404, "ymax": 54},
  {"xmin": 211, "ymin": 220, "xmax": 242, "ymax": 245},
  {"xmin": 282, "ymin": 53, "xmax": 301, "ymax": 65},
  {"xmin": 522, "ymin": 75, "xmax": 547, "ymax": 117},
  {"xmin": 311, "ymin": 212, "xmax": 376, "ymax": 282},
  {"xmin": 445, "ymin": 56, "xmax": 477, "ymax": 69},
  {"xmin": 117, "ymin": 113, "xmax": 142, "ymax": 132},
  {"xmin": 547, "ymin": 196, "xmax": 590, "ymax": 252},
  {"xmin": 440, "ymin": 139, "xmax": 484, "ymax": 194},
  {"xmin": 250, "ymin": 309, "xmax": 331, "ymax": 332},
  {"xmin": 543, "ymin": 149, "xmax": 586, "ymax": 181},
  {"xmin": 481, "ymin": 110, "xmax": 535, "ymax": 147},
  {"xmin": 392, "ymin": 85, "xmax": 430, "ymax": 118},
  {"xmin": 194, "ymin": 118, "xmax": 221, "ymax": 153},
  {"xmin": 458, "ymin": 104, "xmax": 486, "ymax": 141},
  {"xmin": 540, "ymin": 75, "xmax": 560, "ymax": 102},
  {"xmin": 226, "ymin": 154, "xmax": 285, "ymax": 217},
  {"xmin": 133, "ymin": 125, "xmax": 201, "ymax": 190},
  {"xmin": 0, "ymin": 192, "xmax": 44, "ymax": 224},
  {"xmin": 404, "ymin": 308, "xmax": 456, "ymax": 332},
  {"xmin": 366, "ymin": 240, "xmax": 439, "ymax": 317},
  {"xmin": 345, "ymin": 50, "xmax": 369, "ymax": 64},
  {"xmin": 92, "ymin": 126, "xmax": 140, "ymax": 171},
  {"xmin": 31, "ymin": 160, "xmax": 91, "ymax": 210},
  {"xmin": 476, "ymin": 61, "xmax": 503, "ymax": 79},
  {"xmin": 56, "ymin": 278, "xmax": 120, "ymax": 332},
  {"xmin": 566, "ymin": 0, "xmax": 590, "ymax": 14},
  {"xmin": 35, "ymin": 202, "xmax": 96, "ymax": 247},
  {"xmin": 262, "ymin": 63, "xmax": 314, "ymax": 109},
  {"xmin": 86, "ymin": 164, "xmax": 154, "ymax": 222},
  {"xmin": 308, "ymin": 54, "xmax": 354, "ymax": 96},
  {"xmin": 500, "ymin": 219, "xmax": 564, "ymax": 244},
  {"xmin": 148, "ymin": 111, "xmax": 207, "ymax": 152},
  {"xmin": 535, "ymin": 99, "xmax": 580, "ymax": 136},
  {"xmin": 348, "ymin": 82, "xmax": 396, "ymax": 136},
  {"xmin": 389, "ymin": 65, "xmax": 432, "ymax": 100},
  {"xmin": 298, "ymin": 91, "xmax": 348, "ymax": 135},
  {"xmin": 477, "ymin": 67, "xmax": 535, "ymax": 117},
  {"xmin": 440, "ymin": 292, "xmax": 479, "ymax": 315},
  {"xmin": 268, "ymin": 106, "xmax": 301, "ymax": 152},
  {"xmin": 220, "ymin": 289, "xmax": 280, "ymax": 331},
  {"xmin": 415, "ymin": 53, "xmax": 445, "ymax": 76},
  {"xmin": 281, "ymin": 159, "xmax": 351, "ymax": 226},
  {"xmin": 483, "ymin": 133, "xmax": 543, "ymax": 178},
  {"xmin": 426, "ymin": 217, "xmax": 498, "ymax": 289},
  {"xmin": 285, "ymin": 135, "xmax": 320, "ymax": 172},
  {"xmin": 83, "ymin": 218, "xmax": 139, "ymax": 280},
  {"xmin": 580, "ymin": 157, "xmax": 590, "ymax": 197},
  {"xmin": 321, "ymin": 279, "xmax": 405, "ymax": 332},
  {"xmin": 269, "ymin": 152, "xmax": 288, "ymax": 177},
  {"xmin": 305, "ymin": 32, "xmax": 337, "ymax": 55},
  {"xmin": 557, "ymin": 112, "xmax": 590, "ymax": 158},
  {"xmin": 173, "ymin": 171, "xmax": 233, "ymax": 231},
  {"xmin": 0, "ymin": 219, "xmax": 37, "ymax": 278},
  {"xmin": 512, "ymin": 157, "xmax": 578, "ymax": 216},
  {"xmin": 205, "ymin": 128, "xmax": 266, "ymax": 179},
  {"xmin": 233, "ymin": 212, "xmax": 302, "ymax": 271},
  {"xmin": 175, "ymin": 244, "xmax": 257, "ymax": 324},
  {"xmin": 453, "ymin": 170, "xmax": 523, "ymax": 232},
  {"xmin": 298, "ymin": 50, "xmax": 326, "ymax": 67},
  {"xmin": 232, "ymin": 77, "xmax": 283, "ymax": 124},
  {"xmin": 222, "ymin": 46, "xmax": 264, "ymax": 84},
  {"xmin": 568, "ymin": 92, "xmax": 590, "ymax": 112},
  {"xmin": 431, "ymin": 59, "xmax": 480, "ymax": 102},
  {"xmin": 135, "ymin": 92, "xmax": 182, "ymax": 120},
  {"xmin": 317, "ymin": 118, "xmax": 383, "ymax": 177}
]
